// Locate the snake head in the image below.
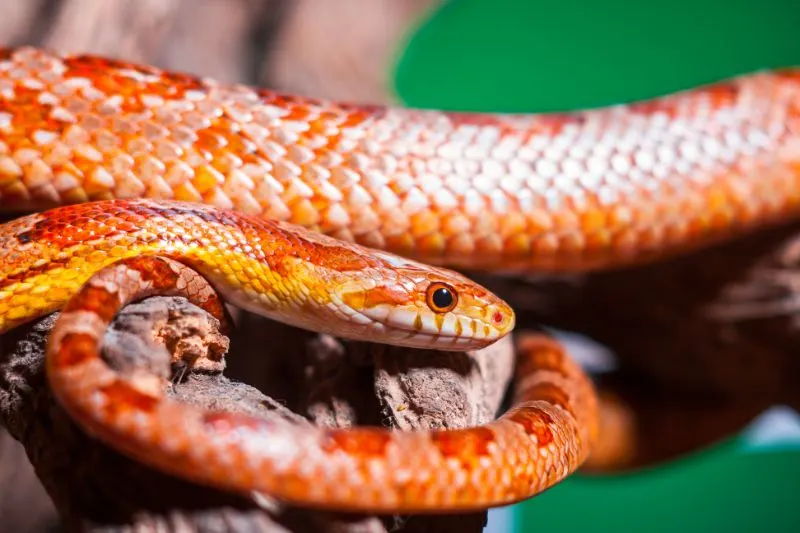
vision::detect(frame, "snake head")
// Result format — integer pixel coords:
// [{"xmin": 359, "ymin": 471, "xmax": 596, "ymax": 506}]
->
[{"xmin": 333, "ymin": 251, "xmax": 515, "ymax": 351}]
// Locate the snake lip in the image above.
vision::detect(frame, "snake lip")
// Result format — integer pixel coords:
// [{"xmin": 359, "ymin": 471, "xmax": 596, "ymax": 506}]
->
[
  {"xmin": 361, "ymin": 310, "xmax": 504, "ymax": 349},
  {"xmin": 381, "ymin": 328, "xmax": 499, "ymax": 351}
]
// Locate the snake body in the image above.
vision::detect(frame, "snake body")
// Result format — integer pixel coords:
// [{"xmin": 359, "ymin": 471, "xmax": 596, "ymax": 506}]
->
[
  {"xmin": 2, "ymin": 47, "xmax": 799, "ymax": 271},
  {"xmin": 0, "ymin": 46, "xmax": 799, "ymax": 511},
  {"xmin": 45, "ymin": 255, "xmax": 593, "ymax": 511},
  {"xmin": 0, "ymin": 198, "xmax": 513, "ymax": 343}
]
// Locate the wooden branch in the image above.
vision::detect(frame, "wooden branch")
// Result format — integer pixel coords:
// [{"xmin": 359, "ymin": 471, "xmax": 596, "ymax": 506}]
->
[{"xmin": 0, "ymin": 294, "xmax": 513, "ymax": 532}]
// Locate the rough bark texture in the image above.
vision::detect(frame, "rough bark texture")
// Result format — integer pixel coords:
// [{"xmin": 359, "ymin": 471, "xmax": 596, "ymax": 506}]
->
[
  {"xmin": 1, "ymin": 0, "xmax": 799, "ymax": 531},
  {"xmin": 1, "ymin": 296, "xmax": 512, "ymax": 533},
  {"xmin": 0, "ymin": 1, "xmax": 509, "ymax": 531}
]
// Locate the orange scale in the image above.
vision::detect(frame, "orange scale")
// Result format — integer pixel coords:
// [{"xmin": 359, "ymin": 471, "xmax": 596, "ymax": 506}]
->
[
  {"xmin": 409, "ymin": 209, "xmax": 440, "ymax": 237},
  {"xmin": 99, "ymin": 380, "xmax": 160, "ymax": 417},
  {"xmin": 195, "ymin": 129, "xmax": 227, "ymax": 151},
  {"xmin": 51, "ymin": 331, "xmax": 98, "ymax": 368},
  {"xmin": 507, "ymin": 409, "xmax": 556, "ymax": 448},
  {"xmin": 446, "ymin": 233, "xmax": 476, "ymax": 256},
  {"xmin": 16, "ymin": 105, "xmax": 50, "ymax": 128},
  {"xmin": 417, "ymin": 233, "xmax": 446, "ymax": 255},
  {"xmin": 61, "ymin": 187, "xmax": 89, "ymax": 204},
  {"xmin": 114, "ymin": 93, "xmax": 148, "ymax": 114},
  {"xmin": 283, "ymin": 105, "xmax": 312, "ymax": 122},
  {"xmin": 321, "ymin": 428, "xmax": 391, "ymax": 457},
  {"xmin": 503, "ymin": 233, "xmax": 531, "ymax": 257},
  {"xmin": 475, "ymin": 234, "xmax": 503, "ymax": 255},
  {"xmin": 431, "ymin": 426, "xmax": 495, "ymax": 461}
]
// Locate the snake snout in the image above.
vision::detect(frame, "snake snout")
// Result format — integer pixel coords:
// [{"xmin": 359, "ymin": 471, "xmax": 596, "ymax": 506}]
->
[{"xmin": 485, "ymin": 301, "xmax": 516, "ymax": 338}]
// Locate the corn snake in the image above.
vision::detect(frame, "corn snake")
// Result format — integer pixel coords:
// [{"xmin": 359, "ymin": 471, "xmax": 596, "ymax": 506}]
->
[{"xmin": 1, "ymin": 46, "xmax": 799, "ymax": 511}]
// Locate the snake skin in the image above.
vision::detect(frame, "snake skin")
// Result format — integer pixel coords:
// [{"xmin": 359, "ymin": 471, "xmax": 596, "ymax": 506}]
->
[
  {"xmin": 1, "ymin": 47, "xmax": 799, "ymax": 271},
  {"xmin": 2, "ymin": 45, "xmax": 799, "ymax": 511}
]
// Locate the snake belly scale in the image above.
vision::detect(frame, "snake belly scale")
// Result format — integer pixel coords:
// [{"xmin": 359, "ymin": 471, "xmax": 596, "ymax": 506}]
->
[{"xmin": 0, "ymin": 45, "xmax": 798, "ymax": 511}]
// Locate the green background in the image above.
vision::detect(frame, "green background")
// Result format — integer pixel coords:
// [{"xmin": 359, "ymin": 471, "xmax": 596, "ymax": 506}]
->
[
  {"xmin": 392, "ymin": 0, "xmax": 800, "ymax": 531},
  {"xmin": 395, "ymin": 0, "xmax": 800, "ymax": 112}
]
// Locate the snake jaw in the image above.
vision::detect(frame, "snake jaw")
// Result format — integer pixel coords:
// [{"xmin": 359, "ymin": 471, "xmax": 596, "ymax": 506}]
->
[{"xmin": 353, "ymin": 302, "xmax": 505, "ymax": 350}]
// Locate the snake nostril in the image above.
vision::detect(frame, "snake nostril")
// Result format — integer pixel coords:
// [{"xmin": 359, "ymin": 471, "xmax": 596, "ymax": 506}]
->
[{"xmin": 492, "ymin": 311, "xmax": 504, "ymax": 325}]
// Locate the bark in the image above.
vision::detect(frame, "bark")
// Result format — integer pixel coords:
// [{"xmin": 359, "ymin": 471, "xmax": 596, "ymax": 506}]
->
[
  {"xmin": 1, "ymin": 0, "xmax": 799, "ymax": 528},
  {"xmin": 0, "ymin": 1, "xmax": 495, "ymax": 530},
  {"xmin": 0, "ymin": 296, "xmax": 512, "ymax": 532}
]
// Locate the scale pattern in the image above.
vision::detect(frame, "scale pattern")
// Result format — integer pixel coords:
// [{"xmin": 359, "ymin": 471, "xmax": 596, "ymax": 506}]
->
[
  {"xmin": 1, "ymin": 47, "xmax": 799, "ymax": 271},
  {"xmin": 45, "ymin": 257, "xmax": 597, "ymax": 511},
  {"xmin": 0, "ymin": 199, "xmax": 513, "ymax": 345},
  {"xmin": 2, "ymin": 45, "xmax": 799, "ymax": 512}
]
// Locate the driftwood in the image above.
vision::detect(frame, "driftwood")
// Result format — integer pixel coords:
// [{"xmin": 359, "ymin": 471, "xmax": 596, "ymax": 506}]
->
[
  {"xmin": 2, "ymin": 227, "xmax": 797, "ymax": 531},
  {"xmin": 1, "ymin": 0, "xmax": 799, "ymax": 530},
  {"xmin": 0, "ymin": 295, "xmax": 513, "ymax": 532},
  {"xmin": 0, "ymin": 0, "xmax": 450, "ymax": 530}
]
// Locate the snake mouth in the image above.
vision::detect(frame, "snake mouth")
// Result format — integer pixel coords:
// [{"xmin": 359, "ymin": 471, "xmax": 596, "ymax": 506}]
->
[
  {"xmin": 395, "ymin": 327, "xmax": 502, "ymax": 349},
  {"xmin": 353, "ymin": 304, "xmax": 508, "ymax": 350}
]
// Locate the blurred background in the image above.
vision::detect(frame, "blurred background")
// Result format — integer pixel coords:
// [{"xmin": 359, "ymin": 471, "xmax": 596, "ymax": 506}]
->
[{"xmin": 0, "ymin": 0, "xmax": 799, "ymax": 532}]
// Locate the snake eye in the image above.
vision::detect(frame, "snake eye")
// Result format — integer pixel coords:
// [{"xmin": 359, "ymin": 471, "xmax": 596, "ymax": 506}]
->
[{"xmin": 426, "ymin": 282, "xmax": 458, "ymax": 313}]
